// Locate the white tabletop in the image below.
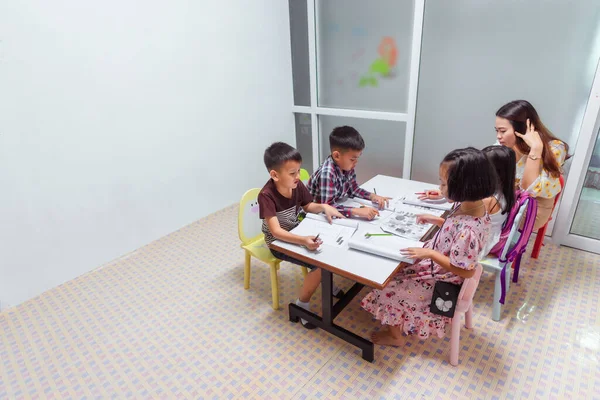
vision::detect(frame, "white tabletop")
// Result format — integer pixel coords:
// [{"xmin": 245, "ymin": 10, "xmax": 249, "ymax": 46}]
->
[
  {"xmin": 362, "ymin": 174, "xmax": 438, "ymax": 199},
  {"xmin": 272, "ymin": 175, "xmax": 439, "ymax": 289}
]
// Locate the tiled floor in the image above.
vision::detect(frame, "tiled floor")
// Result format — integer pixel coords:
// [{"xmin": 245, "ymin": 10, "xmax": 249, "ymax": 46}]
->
[
  {"xmin": 571, "ymin": 187, "xmax": 600, "ymax": 240},
  {"xmin": 1, "ymin": 205, "xmax": 599, "ymax": 399}
]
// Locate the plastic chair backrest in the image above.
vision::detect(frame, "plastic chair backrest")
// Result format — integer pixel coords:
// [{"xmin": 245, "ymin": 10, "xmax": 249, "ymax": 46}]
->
[
  {"xmin": 549, "ymin": 174, "xmax": 565, "ymax": 215},
  {"xmin": 458, "ymin": 263, "xmax": 483, "ymax": 303},
  {"xmin": 489, "ymin": 191, "xmax": 535, "ymax": 257},
  {"xmin": 499, "ymin": 198, "xmax": 529, "ymax": 261},
  {"xmin": 555, "ymin": 175, "xmax": 565, "ymax": 207},
  {"xmin": 299, "ymin": 168, "xmax": 310, "ymax": 184},
  {"xmin": 238, "ymin": 188, "xmax": 264, "ymax": 245},
  {"xmin": 496, "ymin": 198, "xmax": 532, "ymax": 304}
]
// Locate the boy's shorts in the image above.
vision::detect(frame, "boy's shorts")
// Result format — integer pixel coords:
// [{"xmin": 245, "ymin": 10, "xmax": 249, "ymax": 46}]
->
[{"xmin": 270, "ymin": 249, "xmax": 317, "ymax": 270}]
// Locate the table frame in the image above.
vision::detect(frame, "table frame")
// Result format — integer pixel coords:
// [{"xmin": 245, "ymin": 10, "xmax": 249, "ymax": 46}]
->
[{"xmin": 271, "ymin": 188, "xmax": 443, "ymax": 362}]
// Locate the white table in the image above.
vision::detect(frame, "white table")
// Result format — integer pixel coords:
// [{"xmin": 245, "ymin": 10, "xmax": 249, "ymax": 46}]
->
[{"xmin": 271, "ymin": 175, "xmax": 441, "ymax": 362}]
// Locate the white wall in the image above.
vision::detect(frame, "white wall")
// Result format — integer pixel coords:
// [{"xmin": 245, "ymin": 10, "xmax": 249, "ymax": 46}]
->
[
  {"xmin": 0, "ymin": 0, "xmax": 294, "ymax": 307},
  {"xmin": 412, "ymin": 1, "xmax": 600, "ymax": 185}
]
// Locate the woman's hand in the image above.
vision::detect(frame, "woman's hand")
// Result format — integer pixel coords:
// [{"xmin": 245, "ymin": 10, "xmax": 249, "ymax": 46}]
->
[
  {"xmin": 515, "ymin": 119, "xmax": 544, "ymax": 153},
  {"xmin": 417, "ymin": 189, "xmax": 443, "ymax": 200},
  {"xmin": 400, "ymin": 247, "xmax": 432, "ymax": 259}
]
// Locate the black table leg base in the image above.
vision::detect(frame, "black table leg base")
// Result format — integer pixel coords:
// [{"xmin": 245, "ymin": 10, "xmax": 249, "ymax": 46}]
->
[{"xmin": 289, "ymin": 303, "xmax": 374, "ymax": 362}]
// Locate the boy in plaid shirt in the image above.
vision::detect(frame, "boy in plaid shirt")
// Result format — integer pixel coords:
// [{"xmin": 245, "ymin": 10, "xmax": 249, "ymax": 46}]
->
[{"xmin": 308, "ymin": 126, "xmax": 389, "ymax": 220}]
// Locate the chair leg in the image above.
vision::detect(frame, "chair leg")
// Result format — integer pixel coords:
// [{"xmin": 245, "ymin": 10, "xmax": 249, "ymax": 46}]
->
[
  {"xmin": 492, "ymin": 271, "xmax": 502, "ymax": 321},
  {"xmin": 244, "ymin": 250, "xmax": 251, "ymax": 290},
  {"xmin": 269, "ymin": 262, "xmax": 280, "ymax": 310},
  {"xmin": 465, "ymin": 304, "xmax": 474, "ymax": 329},
  {"xmin": 301, "ymin": 266, "xmax": 308, "ymax": 277},
  {"xmin": 505, "ymin": 261, "xmax": 511, "ymax": 293},
  {"xmin": 531, "ymin": 225, "xmax": 548, "ymax": 259},
  {"xmin": 512, "ymin": 254, "xmax": 523, "ymax": 283},
  {"xmin": 449, "ymin": 314, "xmax": 461, "ymax": 366}
]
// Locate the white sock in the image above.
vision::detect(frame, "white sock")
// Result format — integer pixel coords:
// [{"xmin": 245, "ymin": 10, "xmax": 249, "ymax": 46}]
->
[{"xmin": 296, "ymin": 299, "xmax": 310, "ymax": 325}]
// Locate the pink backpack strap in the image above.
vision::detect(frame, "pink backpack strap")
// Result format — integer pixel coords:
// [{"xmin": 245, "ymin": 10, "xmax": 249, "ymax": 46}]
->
[
  {"xmin": 489, "ymin": 190, "xmax": 528, "ymax": 257},
  {"xmin": 509, "ymin": 197, "xmax": 537, "ymax": 283},
  {"xmin": 498, "ymin": 196, "xmax": 537, "ymax": 303}
]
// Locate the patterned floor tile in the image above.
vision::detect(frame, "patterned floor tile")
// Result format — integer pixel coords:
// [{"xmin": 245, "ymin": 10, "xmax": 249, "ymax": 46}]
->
[{"xmin": 1, "ymin": 205, "xmax": 599, "ymax": 399}]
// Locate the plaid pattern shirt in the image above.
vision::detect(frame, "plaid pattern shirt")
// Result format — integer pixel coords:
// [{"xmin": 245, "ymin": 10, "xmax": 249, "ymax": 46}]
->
[{"xmin": 307, "ymin": 156, "xmax": 372, "ymax": 217}]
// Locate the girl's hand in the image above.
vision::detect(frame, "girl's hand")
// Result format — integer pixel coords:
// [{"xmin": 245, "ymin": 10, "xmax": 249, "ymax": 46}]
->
[
  {"xmin": 416, "ymin": 214, "xmax": 439, "ymax": 225},
  {"xmin": 417, "ymin": 190, "xmax": 443, "ymax": 200},
  {"xmin": 400, "ymin": 247, "xmax": 432, "ymax": 259},
  {"xmin": 322, "ymin": 204, "xmax": 345, "ymax": 223},
  {"xmin": 303, "ymin": 236, "xmax": 322, "ymax": 251},
  {"xmin": 514, "ymin": 118, "xmax": 544, "ymax": 153},
  {"xmin": 370, "ymin": 193, "xmax": 392, "ymax": 209}
]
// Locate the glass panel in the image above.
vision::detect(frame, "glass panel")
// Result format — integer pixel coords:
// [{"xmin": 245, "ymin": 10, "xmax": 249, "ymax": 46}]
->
[
  {"xmin": 295, "ymin": 113, "xmax": 313, "ymax": 174},
  {"xmin": 570, "ymin": 127, "xmax": 600, "ymax": 240},
  {"xmin": 316, "ymin": 0, "xmax": 414, "ymax": 112},
  {"xmin": 412, "ymin": 0, "xmax": 600, "ymax": 184},
  {"xmin": 318, "ymin": 116, "xmax": 405, "ymax": 184},
  {"xmin": 289, "ymin": 0, "xmax": 311, "ymax": 106}
]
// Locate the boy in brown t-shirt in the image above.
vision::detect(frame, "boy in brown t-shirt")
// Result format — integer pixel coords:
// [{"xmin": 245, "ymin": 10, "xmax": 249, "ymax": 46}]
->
[{"xmin": 258, "ymin": 142, "xmax": 344, "ymax": 329}]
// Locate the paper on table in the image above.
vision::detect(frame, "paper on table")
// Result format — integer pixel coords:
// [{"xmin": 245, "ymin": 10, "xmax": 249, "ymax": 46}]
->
[
  {"xmin": 399, "ymin": 193, "xmax": 453, "ymax": 211},
  {"xmin": 303, "ymin": 212, "xmax": 359, "ymax": 228},
  {"xmin": 291, "ymin": 213, "xmax": 358, "ymax": 248},
  {"xmin": 348, "ymin": 226, "xmax": 424, "ymax": 263},
  {"xmin": 337, "ymin": 197, "xmax": 393, "ymax": 224},
  {"xmin": 379, "ymin": 209, "xmax": 433, "ymax": 241},
  {"xmin": 351, "ymin": 197, "xmax": 396, "ymax": 212}
]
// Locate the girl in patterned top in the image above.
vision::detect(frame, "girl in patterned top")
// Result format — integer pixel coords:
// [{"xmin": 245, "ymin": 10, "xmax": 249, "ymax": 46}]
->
[
  {"xmin": 495, "ymin": 100, "xmax": 569, "ymax": 229},
  {"xmin": 361, "ymin": 148, "xmax": 496, "ymax": 346}
]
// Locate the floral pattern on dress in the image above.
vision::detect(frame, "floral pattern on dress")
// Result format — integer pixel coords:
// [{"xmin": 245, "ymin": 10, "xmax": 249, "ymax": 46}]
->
[
  {"xmin": 516, "ymin": 140, "xmax": 566, "ymax": 198},
  {"xmin": 361, "ymin": 213, "xmax": 490, "ymax": 339}
]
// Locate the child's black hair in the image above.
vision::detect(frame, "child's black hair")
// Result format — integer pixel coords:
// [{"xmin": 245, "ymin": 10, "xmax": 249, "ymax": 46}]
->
[
  {"xmin": 442, "ymin": 147, "xmax": 497, "ymax": 202},
  {"xmin": 263, "ymin": 142, "xmax": 303, "ymax": 171},
  {"xmin": 482, "ymin": 145, "xmax": 516, "ymax": 214},
  {"xmin": 329, "ymin": 126, "xmax": 365, "ymax": 152}
]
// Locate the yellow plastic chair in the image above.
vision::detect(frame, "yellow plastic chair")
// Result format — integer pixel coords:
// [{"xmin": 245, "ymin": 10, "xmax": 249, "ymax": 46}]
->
[
  {"xmin": 238, "ymin": 188, "xmax": 308, "ymax": 310},
  {"xmin": 299, "ymin": 168, "xmax": 310, "ymax": 184}
]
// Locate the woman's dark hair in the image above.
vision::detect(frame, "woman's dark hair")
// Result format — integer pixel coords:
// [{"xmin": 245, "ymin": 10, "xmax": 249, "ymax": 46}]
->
[
  {"xmin": 442, "ymin": 147, "xmax": 497, "ymax": 202},
  {"xmin": 496, "ymin": 100, "xmax": 569, "ymax": 178},
  {"xmin": 482, "ymin": 145, "xmax": 516, "ymax": 214}
]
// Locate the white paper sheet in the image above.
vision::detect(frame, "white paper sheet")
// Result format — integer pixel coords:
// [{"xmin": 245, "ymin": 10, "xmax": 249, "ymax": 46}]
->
[
  {"xmin": 347, "ymin": 226, "xmax": 424, "ymax": 263},
  {"xmin": 398, "ymin": 193, "xmax": 454, "ymax": 211},
  {"xmin": 290, "ymin": 213, "xmax": 358, "ymax": 248}
]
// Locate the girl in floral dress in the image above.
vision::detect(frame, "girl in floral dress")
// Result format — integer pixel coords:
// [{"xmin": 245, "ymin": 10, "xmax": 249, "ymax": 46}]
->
[{"xmin": 361, "ymin": 148, "xmax": 497, "ymax": 346}]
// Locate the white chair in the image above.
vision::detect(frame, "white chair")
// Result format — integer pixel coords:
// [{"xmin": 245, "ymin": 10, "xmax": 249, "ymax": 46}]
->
[{"xmin": 479, "ymin": 199, "xmax": 529, "ymax": 321}]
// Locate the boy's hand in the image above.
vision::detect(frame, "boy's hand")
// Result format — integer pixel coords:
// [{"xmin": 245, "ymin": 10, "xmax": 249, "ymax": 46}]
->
[
  {"xmin": 352, "ymin": 206, "xmax": 380, "ymax": 220},
  {"xmin": 416, "ymin": 214, "xmax": 440, "ymax": 225},
  {"xmin": 417, "ymin": 190, "xmax": 443, "ymax": 200},
  {"xmin": 303, "ymin": 236, "xmax": 322, "ymax": 251},
  {"xmin": 370, "ymin": 193, "xmax": 391, "ymax": 209},
  {"xmin": 322, "ymin": 204, "xmax": 345, "ymax": 223}
]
